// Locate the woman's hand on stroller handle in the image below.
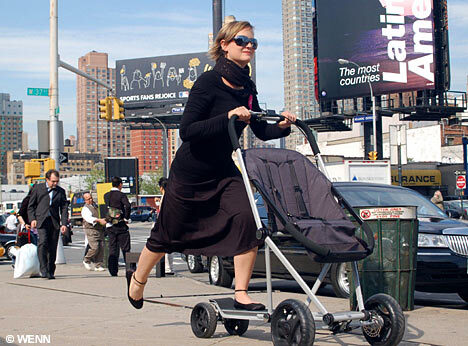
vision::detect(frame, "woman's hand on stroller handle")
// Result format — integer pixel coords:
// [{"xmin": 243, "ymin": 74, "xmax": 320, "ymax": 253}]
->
[
  {"xmin": 228, "ymin": 107, "xmax": 289, "ymax": 124},
  {"xmin": 277, "ymin": 111, "xmax": 296, "ymax": 129},
  {"xmin": 228, "ymin": 106, "xmax": 251, "ymax": 124}
]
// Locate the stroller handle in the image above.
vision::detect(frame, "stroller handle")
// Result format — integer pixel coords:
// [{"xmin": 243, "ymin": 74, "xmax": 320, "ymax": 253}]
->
[{"xmin": 228, "ymin": 111, "xmax": 321, "ymax": 156}]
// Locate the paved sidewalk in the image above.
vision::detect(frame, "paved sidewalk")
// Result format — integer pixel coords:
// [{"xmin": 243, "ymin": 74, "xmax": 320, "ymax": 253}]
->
[{"xmin": 0, "ymin": 262, "xmax": 467, "ymax": 345}]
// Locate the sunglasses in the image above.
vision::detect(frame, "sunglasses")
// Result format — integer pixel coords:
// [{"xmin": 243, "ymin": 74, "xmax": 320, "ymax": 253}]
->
[{"xmin": 232, "ymin": 35, "xmax": 258, "ymax": 50}]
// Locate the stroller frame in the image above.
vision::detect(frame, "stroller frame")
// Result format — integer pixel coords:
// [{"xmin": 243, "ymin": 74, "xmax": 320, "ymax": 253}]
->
[{"xmin": 191, "ymin": 112, "xmax": 405, "ymax": 345}]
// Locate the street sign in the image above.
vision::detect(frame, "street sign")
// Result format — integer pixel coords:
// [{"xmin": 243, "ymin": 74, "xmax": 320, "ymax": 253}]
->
[
  {"xmin": 456, "ymin": 175, "xmax": 466, "ymax": 189},
  {"xmin": 59, "ymin": 152, "xmax": 69, "ymax": 164},
  {"xmin": 27, "ymin": 88, "xmax": 49, "ymax": 96},
  {"xmin": 354, "ymin": 115, "xmax": 373, "ymax": 123},
  {"xmin": 454, "ymin": 170, "xmax": 466, "ymax": 176}
]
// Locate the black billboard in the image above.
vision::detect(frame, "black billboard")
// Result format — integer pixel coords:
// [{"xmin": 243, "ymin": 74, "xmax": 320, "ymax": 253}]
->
[
  {"xmin": 105, "ymin": 157, "xmax": 139, "ymax": 195},
  {"xmin": 315, "ymin": 0, "xmax": 436, "ymax": 100},
  {"xmin": 116, "ymin": 52, "xmax": 214, "ymax": 110}
]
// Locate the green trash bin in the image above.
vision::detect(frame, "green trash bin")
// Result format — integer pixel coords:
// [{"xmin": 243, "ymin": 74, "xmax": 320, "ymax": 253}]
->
[{"xmin": 349, "ymin": 206, "xmax": 418, "ymax": 311}]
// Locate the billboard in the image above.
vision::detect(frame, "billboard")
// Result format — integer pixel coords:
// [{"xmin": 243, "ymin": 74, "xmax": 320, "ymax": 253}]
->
[
  {"xmin": 116, "ymin": 52, "xmax": 215, "ymax": 110},
  {"xmin": 104, "ymin": 157, "xmax": 139, "ymax": 195},
  {"xmin": 315, "ymin": 0, "xmax": 436, "ymax": 100}
]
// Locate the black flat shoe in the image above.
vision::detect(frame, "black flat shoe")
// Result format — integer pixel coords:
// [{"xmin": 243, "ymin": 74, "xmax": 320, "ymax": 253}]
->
[
  {"xmin": 126, "ymin": 270, "xmax": 144, "ymax": 309},
  {"xmin": 233, "ymin": 300, "xmax": 266, "ymax": 311}
]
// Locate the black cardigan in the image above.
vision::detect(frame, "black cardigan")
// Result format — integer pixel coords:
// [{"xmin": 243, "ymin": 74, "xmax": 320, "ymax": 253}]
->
[{"xmin": 170, "ymin": 70, "xmax": 290, "ymax": 183}]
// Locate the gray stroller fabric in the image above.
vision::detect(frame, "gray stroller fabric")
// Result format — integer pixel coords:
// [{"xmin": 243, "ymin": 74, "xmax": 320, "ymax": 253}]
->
[{"xmin": 244, "ymin": 148, "xmax": 369, "ymax": 263}]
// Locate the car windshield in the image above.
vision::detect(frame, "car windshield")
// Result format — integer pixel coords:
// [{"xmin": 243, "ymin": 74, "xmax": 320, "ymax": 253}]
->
[{"xmin": 335, "ymin": 185, "xmax": 447, "ymax": 218}]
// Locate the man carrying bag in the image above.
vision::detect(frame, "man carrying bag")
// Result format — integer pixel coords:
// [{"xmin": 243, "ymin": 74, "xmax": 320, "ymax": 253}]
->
[
  {"xmin": 27, "ymin": 169, "xmax": 69, "ymax": 279},
  {"xmin": 104, "ymin": 177, "xmax": 131, "ymax": 276}
]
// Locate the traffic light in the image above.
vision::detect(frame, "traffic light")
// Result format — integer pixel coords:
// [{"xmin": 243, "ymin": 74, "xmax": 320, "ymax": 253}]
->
[
  {"xmin": 43, "ymin": 159, "xmax": 56, "ymax": 173},
  {"xmin": 99, "ymin": 97, "xmax": 112, "ymax": 121},
  {"xmin": 112, "ymin": 97, "xmax": 125, "ymax": 120},
  {"xmin": 368, "ymin": 151, "xmax": 378, "ymax": 160},
  {"xmin": 24, "ymin": 161, "xmax": 41, "ymax": 177}
]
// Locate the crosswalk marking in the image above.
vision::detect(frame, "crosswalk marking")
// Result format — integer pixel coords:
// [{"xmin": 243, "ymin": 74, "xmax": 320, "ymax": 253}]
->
[{"xmin": 64, "ymin": 236, "xmax": 151, "ymax": 249}]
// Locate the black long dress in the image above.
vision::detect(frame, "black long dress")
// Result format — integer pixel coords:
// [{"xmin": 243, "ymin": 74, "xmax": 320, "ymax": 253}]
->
[{"xmin": 146, "ymin": 70, "xmax": 290, "ymax": 256}]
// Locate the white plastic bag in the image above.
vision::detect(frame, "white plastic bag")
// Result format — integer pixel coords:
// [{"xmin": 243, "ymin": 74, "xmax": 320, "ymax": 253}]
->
[{"xmin": 13, "ymin": 243, "xmax": 40, "ymax": 279}]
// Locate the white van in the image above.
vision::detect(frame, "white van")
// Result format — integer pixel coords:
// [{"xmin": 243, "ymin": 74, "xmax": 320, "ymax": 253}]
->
[{"xmin": 0, "ymin": 200, "xmax": 22, "ymax": 214}]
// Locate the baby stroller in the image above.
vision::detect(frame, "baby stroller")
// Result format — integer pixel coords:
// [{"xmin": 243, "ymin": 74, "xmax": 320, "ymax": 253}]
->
[{"xmin": 190, "ymin": 112, "xmax": 405, "ymax": 345}]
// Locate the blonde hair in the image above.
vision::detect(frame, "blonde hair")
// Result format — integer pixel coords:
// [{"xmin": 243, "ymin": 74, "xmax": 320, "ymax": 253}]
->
[{"xmin": 208, "ymin": 21, "xmax": 254, "ymax": 61}]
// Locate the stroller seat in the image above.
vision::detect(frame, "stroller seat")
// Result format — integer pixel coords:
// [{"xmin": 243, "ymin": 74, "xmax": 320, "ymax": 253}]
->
[{"xmin": 244, "ymin": 147, "xmax": 371, "ymax": 263}]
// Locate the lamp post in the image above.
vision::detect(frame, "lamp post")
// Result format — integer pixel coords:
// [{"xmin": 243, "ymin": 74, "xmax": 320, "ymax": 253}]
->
[
  {"xmin": 338, "ymin": 58, "xmax": 377, "ymax": 156},
  {"xmin": 153, "ymin": 117, "xmax": 168, "ymax": 178}
]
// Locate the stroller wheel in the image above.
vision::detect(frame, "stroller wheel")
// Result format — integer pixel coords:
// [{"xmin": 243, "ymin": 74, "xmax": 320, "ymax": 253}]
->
[
  {"xmin": 224, "ymin": 318, "xmax": 249, "ymax": 336},
  {"xmin": 271, "ymin": 299, "xmax": 315, "ymax": 346},
  {"xmin": 362, "ymin": 293, "xmax": 405, "ymax": 346},
  {"xmin": 190, "ymin": 302, "xmax": 217, "ymax": 338}
]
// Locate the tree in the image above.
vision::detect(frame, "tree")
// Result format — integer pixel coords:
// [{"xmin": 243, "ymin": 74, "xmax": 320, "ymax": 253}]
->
[
  {"xmin": 83, "ymin": 163, "xmax": 105, "ymax": 191},
  {"xmin": 139, "ymin": 168, "xmax": 163, "ymax": 195}
]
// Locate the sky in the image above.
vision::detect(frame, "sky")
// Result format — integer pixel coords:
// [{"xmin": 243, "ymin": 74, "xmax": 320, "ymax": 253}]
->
[{"xmin": 0, "ymin": 0, "xmax": 467, "ymax": 149}]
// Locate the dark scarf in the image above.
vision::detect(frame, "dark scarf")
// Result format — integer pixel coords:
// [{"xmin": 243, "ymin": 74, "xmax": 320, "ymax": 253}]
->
[{"xmin": 213, "ymin": 56, "xmax": 258, "ymax": 98}]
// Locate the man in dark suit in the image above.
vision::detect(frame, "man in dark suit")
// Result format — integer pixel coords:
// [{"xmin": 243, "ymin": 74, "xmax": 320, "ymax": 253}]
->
[
  {"xmin": 104, "ymin": 177, "xmax": 131, "ymax": 276},
  {"xmin": 28, "ymin": 169, "xmax": 69, "ymax": 279}
]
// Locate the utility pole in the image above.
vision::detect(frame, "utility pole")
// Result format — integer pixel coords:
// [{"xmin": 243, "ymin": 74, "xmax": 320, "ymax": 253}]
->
[
  {"xmin": 49, "ymin": 0, "xmax": 115, "ymax": 171},
  {"xmin": 49, "ymin": 0, "xmax": 60, "ymax": 170},
  {"xmin": 212, "ymin": 0, "xmax": 223, "ymax": 38},
  {"xmin": 153, "ymin": 118, "xmax": 168, "ymax": 178}
]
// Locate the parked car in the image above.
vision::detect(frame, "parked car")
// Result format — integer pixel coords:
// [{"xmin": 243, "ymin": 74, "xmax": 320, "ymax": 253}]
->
[
  {"xmin": 443, "ymin": 200, "xmax": 468, "ymax": 220},
  {"xmin": 130, "ymin": 206, "xmax": 154, "ymax": 222},
  {"xmin": 183, "ymin": 254, "xmax": 208, "ymax": 273},
  {"xmin": 0, "ymin": 214, "xmax": 6, "ymax": 233},
  {"xmin": 0, "ymin": 233, "xmax": 17, "ymax": 260},
  {"xmin": 209, "ymin": 183, "xmax": 468, "ymax": 302}
]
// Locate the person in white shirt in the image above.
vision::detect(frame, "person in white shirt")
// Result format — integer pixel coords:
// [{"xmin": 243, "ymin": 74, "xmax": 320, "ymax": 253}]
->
[
  {"xmin": 5, "ymin": 211, "xmax": 18, "ymax": 233},
  {"xmin": 81, "ymin": 193, "xmax": 107, "ymax": 271}
]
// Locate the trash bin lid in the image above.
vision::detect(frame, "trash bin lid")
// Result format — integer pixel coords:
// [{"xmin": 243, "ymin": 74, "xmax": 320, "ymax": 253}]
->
[{"xmin": 357, "ymin": 206, "xmax": 417, "ymax": 220}]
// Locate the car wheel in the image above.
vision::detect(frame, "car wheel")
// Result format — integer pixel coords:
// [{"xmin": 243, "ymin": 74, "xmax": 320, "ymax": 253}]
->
[
  {"xmin": 187, "ymin": 255, "xmax": 204, "ymax": 273},
  {"xmin": 330, "ymin": 262, "xmax": 350, "ymax": 298},
  {"xmin": 457, "ymin": 289, "xmax": 468, "ymax": 303},
  {"xmin": 209, "ymin": 256, "xmax": 233, "ymax": 288},
  {"xmin": 5, "ymin": 243, "xmax": 16, "ymax": 260}
]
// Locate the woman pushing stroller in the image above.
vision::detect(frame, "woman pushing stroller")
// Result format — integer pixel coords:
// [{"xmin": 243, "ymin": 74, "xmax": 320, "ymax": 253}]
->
[{"xmin": 127, "ymin": 20, "xmax": 296, "ymax": 310}]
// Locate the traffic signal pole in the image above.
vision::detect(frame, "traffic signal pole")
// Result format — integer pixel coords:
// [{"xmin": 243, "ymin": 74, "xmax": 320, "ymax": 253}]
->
[{"xmin": 59, "ymin": 59, "xmax": 114, "ymax": 92}]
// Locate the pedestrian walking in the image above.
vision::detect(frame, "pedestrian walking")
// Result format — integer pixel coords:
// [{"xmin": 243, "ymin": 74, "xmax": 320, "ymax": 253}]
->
[
  {"xmin": 104, "ymin": 177, "xmax": 131, "ymax": 277},
  {"xmin": 81, "ymin": 192, "xmax": 107, "ymax": 271},
  {"xmin": 27, "ymin": 169, "xmax": 69, "ymax": 279},
  {"xmin": 431, "ymin": 190, "xmax": 444, "ymax": 210},
  {"xmin": 5, "ymin": 211, "xmax": 18, "ymax": 233},
  {"xmin": 126, "ymin": 20, "xmax": 296, "ymax": 310}
]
